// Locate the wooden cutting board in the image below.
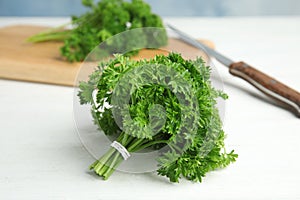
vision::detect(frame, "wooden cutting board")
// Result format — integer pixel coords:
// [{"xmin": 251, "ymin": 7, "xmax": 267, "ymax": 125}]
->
[{"xmin": 0, "ymin": 25, "xmax": 214, "ymax": 86}]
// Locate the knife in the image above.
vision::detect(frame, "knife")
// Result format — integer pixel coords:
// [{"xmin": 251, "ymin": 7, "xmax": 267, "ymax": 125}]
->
[{"xmin": 167, "ymin": 24, "xmax": 300, "ymax": 117}]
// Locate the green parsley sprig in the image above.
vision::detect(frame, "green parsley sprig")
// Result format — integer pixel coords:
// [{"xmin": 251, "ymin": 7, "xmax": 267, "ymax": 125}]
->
[
  {"xmin": 79, "ymin": 53, "xmax": 237, "ymax": 182},
  {"xmin": 27, "ymin": 0, "xmax": 167, "ymax": 62}
]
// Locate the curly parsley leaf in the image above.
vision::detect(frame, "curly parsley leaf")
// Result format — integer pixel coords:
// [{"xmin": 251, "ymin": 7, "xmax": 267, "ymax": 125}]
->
[
  {"xmin": 27, "ymin": 0, "xmax": 167, "ymax": 62},
  {"xmin": 79, "ymin": 53, "xmax": 237, "ymax": 182}
]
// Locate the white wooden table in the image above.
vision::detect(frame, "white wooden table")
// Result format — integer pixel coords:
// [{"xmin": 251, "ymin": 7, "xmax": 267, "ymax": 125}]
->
[{"xmin": 1, "ymin": 17, "xmax": 300, "ymax": 200}]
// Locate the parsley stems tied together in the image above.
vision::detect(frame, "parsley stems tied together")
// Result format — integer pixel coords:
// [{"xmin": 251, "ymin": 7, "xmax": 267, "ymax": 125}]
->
[{"xmin": 89, "ymin": 132, "xmax": 159, "ymax": 180}]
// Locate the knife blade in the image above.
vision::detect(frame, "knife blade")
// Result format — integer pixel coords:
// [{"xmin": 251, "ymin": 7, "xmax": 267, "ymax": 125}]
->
[{"xmin": 167, "ymin": 24, "xmax": 300, "ymax": 117}]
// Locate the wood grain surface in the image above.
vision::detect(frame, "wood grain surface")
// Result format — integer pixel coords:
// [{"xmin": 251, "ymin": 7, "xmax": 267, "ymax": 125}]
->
[
  {"xmin": 0, "ymin": 25, "xmax": 214, "ymax": 86},
  {"xmin": 229, "ymin": 61, "xmax": 300, "ymax": 117}
]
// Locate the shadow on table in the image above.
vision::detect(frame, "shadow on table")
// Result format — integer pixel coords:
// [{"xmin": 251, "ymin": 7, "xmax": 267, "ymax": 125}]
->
[{"xmin": 222, "ymin": 78, "xmax": 291, "ymax": 114}]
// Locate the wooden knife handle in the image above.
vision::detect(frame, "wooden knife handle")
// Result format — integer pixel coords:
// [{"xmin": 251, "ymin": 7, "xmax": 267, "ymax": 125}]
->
[{"xmin": 229, "ymin": 61, "xmax": 300, "ymax": 117}]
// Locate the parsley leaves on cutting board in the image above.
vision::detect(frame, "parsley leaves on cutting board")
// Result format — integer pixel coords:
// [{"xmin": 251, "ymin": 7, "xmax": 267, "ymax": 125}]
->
[{"xmin": 27, "ymin": 0, "xmax": 167, "ymax": 62}]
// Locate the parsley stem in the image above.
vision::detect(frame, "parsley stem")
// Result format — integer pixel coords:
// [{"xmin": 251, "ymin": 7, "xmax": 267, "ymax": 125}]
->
[
  {"xmin": 27, "ymin": 30, "xmax": 71, "ymax": 43},
  {"xmin": 103, "ymin": 153, "xmax": 121, "ymax": 179},
  {"xmin": 98, "ymin": 151, "xmax": 118, "ymax": 176},
  {"xmin": 121, "ymin": 133, "xmax": 129, "ymax": 145},
  {"xmin": 98, "ymin": 148, "xmax": 116, "ymax": 164},
  {"xmin": 89, "ymin": 159, "xmax": 98, "ymax": 170},
  {"xmin": 98, "ymin": 163, "xmax": 109, "ymax": 176},
  {"xmin": 91, "ymin": 147, "xmax": 116, "ymax": 174},
  {"xmin": 104, "ymin": 156, "xmax": 123, "ymax": 180},
  {"xmin": 127, "ymin": 138, "xmax": 145, "ymax": 152},
  {"xmin": 91, "ymin": 132, "xmax": 136, "ymax": 177},
  {"xmin": 132, "ymin": 140, "xmax": 169, "ymax": 152}
]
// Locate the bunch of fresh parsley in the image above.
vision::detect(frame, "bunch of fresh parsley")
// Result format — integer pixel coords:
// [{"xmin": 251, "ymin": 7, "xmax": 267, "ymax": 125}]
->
[
  {"xmin": 27, "ymin": 0, "xmax": 167, "ymax": 62},
  {"xmin": 79, "ymin": 53, "xmax": 237, "ymax": 182}
]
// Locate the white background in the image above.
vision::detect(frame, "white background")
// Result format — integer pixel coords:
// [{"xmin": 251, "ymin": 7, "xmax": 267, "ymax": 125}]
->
[{"xmin": 0, "ymin": 17, "xmax": 300, "ymax": 199}]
